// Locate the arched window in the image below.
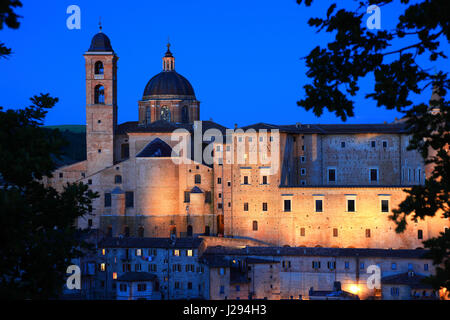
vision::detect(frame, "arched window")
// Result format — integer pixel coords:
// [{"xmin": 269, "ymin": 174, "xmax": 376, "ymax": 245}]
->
[
  {"xmin": 145, "ymin": 106, "xmax": 151, "ymax": 124},
  {"xmin": 182, "ymin": 105, "xmax": 189, "ymax": 123},
  {"xmin": 114, "ymin": 175, "xmax": 122, "ymax": 184},
  {"xmin": 194, "ymin": 174, "xmax": 201, "ymax": 184},
  {"xmin": 94, "ymin": 61, "xmax": 104, "ymax": 75},
  {"xmin": 160, "ymin": 106, "xmax": 171, "ymax": 121},
  {"xmin": 94, "ymin": 85, "xmax": 105, "ymax": 104},
  {"xmin": 187, "ymin": 225, "xmax": 193, "ymax": 237}
]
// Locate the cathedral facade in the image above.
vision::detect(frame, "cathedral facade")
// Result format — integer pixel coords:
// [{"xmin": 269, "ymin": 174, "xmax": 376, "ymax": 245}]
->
[{"xmin": 47, "ymin": 30, "xmax": 448, "ymax": 249}]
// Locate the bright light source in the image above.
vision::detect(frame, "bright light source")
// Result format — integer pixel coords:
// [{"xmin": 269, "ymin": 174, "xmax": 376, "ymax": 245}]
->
[{"xmin": 349, "ymin": 285, "xmax": 360, "ymax": 294}]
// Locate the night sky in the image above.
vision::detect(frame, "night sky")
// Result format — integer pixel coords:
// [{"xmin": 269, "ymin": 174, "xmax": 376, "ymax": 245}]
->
[{"xmin": 1, "ymin": 0, "xmax": 448, "ymax": 128}]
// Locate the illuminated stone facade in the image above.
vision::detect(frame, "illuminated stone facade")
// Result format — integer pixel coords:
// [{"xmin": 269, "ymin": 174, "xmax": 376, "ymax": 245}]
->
[{"xmin": 46, "ymin": 30, "xmax": 448, "ymax": 251}]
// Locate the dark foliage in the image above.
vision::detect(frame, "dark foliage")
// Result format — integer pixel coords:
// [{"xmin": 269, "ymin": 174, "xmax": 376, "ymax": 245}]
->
[{"xmin": 297, "ymin": 0, "xmax": 449, "ymax": 294}]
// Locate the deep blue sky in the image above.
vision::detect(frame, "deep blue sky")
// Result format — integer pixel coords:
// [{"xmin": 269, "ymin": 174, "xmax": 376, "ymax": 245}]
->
[{"xmin": 0, "ymin": 0, "xmax": 448, "ymax": 127}]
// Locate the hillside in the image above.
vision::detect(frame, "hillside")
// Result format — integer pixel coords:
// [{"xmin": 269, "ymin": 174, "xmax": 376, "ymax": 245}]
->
[{"xmin": 43, "ymin": 125, "xmax": 86, "ymax": 168}]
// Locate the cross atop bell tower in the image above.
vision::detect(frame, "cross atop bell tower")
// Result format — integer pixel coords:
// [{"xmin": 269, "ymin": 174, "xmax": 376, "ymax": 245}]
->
[{"xmin": 162, "ymin": 41, "xmax": 175, "ymax": 71}]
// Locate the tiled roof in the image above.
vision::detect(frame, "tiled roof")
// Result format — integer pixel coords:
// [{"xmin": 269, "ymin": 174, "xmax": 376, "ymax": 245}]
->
[
  {"xmin": 202, "ymin": 246, "xmax": 430, "ymax": 259},
  {"xmin": 117, "ymin": 272, "xmax": 157, "ymax": 282},
  {"xmin": 240, "ymin": 122, "xmax": 409, "ymax": 134},
  {"xmin": 381, "ymin": 272, "xmax": 432, "ymax": 288},
  {"xmin": 116, "ymin": 120, "xmax": 228, "ymax": 135},
  {"xmin": 99, "ymin": 237, "xmax": 204, "ymax": 249}
]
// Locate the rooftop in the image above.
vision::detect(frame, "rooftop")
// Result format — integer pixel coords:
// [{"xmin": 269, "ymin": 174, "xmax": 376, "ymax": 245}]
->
[
  {"xmin": 99, "ymin": 237, "xmax": 204, "ymax": 249},
  {"xmin": 202, "ymin": 246, "xmax": 430, "ymax": 259}
]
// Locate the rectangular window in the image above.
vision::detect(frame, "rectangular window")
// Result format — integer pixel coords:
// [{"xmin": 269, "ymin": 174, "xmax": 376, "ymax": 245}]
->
[
  {"xmin": 243, "ymin": 176, "xmax": 249, "ymax": 185},
  {"xmin": 187, "ymin": 249, "xmax": 193, "ymax": 257},
  {"xmin": 119, "ymin": 284, "xmax": 127, "ymax": 292},
  {"xmin": 217, "ymin": 177, "xmax": 222, "ymax": 184},
  {"xmin": 424, "ymin": 264, "xmax": 429, "ymax": 271},
  {"xmin": 370, "ymin": 168, "xmax": 378, "ymax": 182},
  {"xmin": 328, "ymin": 169, "xmax": 336, "ymax": 182},
  {"xmin": 137, "ymin": 284, "xmax": 146, "ymax": 292},
  {"xmin": 312, "ymin": 261, "xmax": 321, "ymax": 269},
  {"xmin": 344, "ymin": 261, "xmax": 350, "ymax": 269},
  {"xmin": 315, "ymin": 199, "xmax": 323, "ymax": 212},
  {"xmin": 391, "ymin": 287, "xmax": 399, "ymax": 296},
  {"xmin": 300, "ymin": 156, "xmax": 306, "ymax": 163},
  {"xmin": 300, "ymin": 168, "xmax": 306, "ymax": 176},
  {"xmin": 262, "ymin": 176, "xmax": 268, "ymax": 185},
  {"xmin": 366, "ymin": 229, "xmax": 371, "ymax": 238},
  {"xmin": 173, "ymin": 250, "xmax": 180, "ymax": 256},
  {"xmin": 252, "ymin": 221, "xmax": 258, "ymax": 231},
  {"xmin": 371, "ymin": 140, "xmax": 376, "ymax": 148},
  {"xmin": 104, "ymin": 193, "xmax": 111, "ymax": 207},
  {"xmin": 220, "ymin": 285, "xmax": 225, "ymax": 294},
  {"xmin": 300, "ymin": 227, "xmax": 305, "ymax": 237},
  {"xmin": 262, "ymin": 202, "xmax": 268, "ymax": 211},
  {"xmin": 125, "ymin": 191, "xmax": 134, "ymax": 208},
  {"xmin": 327, "ymin": 261, "xmax": 336, "ymax": 269},
  {"xmin": 418, "ymin": 229, "xmax": 423, "ymax": 239},
  {"xmin": 333, "ymin": 228, "xmax": 338, "ymax": 237},
  {"xmin": 391, "ymin": 263, "xmax": 397, "ymax": 270},
  {"xmin": 243, "ymin": 202, "xmax": 249, "ymax": 211},
  {"xmin": 184, "ymin": 191, "xmax": 190, "ymax": 203},
  {"xmin": 205, "ymin": 191, "xmax": 211, "ymax": 203},
  {"xmin": 218, "ymin": 203, "xmax": 222, "ymax": 209},
  {"xmin": 284, "ymin": 199, "xmax": 291, "ymax": 212},
  {"xmin": 381, "ymin": 199, "xmax": 389, "ymax": 213},
  {"xmin": 382, "ymin": 141, "xmax": 388, "ymax": 148},
  {"xmin": 360, "ymin": 262, "xmax": 365, "ymax": 270},
  {"xmin": 347, "ymin": 199, "xmax": 355, "ymax": 212},
  {"xmin": 341, "ymin": 141, "xmax": 345, "ymax": 148}
]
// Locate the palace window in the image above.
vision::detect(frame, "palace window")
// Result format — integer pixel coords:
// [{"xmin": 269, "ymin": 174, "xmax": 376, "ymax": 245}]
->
[
  {"xmin": 315, "ymin": 199, "xmax": 323, "ymax": 212},
  {"xmin": 333, "ymin": 228, "xmax": 338, "ymax": 237},
  {"xmin": 328, "ymin": 168, "xmax": 336, "ymax": 182},
  {"xmin": 125, "ymin": 191, "xmax": 134, "ymax": 208},
  {"xmin": 205, "ymin": 191, "xmax": 211, "ymax": 203},
  {"xmin": 262, "ymin": 202, "xmax": 268, "ymax": 212},
  {"xmin": 252, "ymin": 221, "xmax": 258, "ymax": 231},
  {"xmin": 244, "ymin": 203, "xmax": 249, "ymax": 211},
  {"xmin": 347, "ymin": 199, "xmax": 355, "ymax": 212},
  {"xmin": 381, "ymin": 199, "xmax": 389, "ymax": 213},
  {"xmin": 104, "ymin": 193, "xmax": 111, "ymax": 207},
  {"xmin": 370, "ymin": 168, "xmax": 378, "ymax": 182},
  {"xmin": 194, "ymin": 174, "xmax": 201, "ymax": 184},
  {"xmin": 300, "ymin": 227, "xmax": 305, "ymax": 237},
  {"xmin": 284, "ymin": 199, "xmax": 291, "ymax": 212},
  {"xmin": 418, "ymin": 229, "xmax": 423, "ymax": 240}
]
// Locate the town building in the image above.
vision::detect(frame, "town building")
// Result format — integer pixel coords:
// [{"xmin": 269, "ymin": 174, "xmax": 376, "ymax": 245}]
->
[
  {"xmin": 200, "ymin": 246, "xmax": 439, "ymax": 300},
  {"xmin": 95, "ymin": 237, "xmax": 207, "ymax": 300}
]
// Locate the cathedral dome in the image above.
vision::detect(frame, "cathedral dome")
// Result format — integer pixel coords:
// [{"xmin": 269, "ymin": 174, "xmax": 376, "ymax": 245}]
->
[
  {"xmin": 143, "ymin": 71, "xmax": 195, "ymax": 99},
  {"xmin": 142, "ymin": 43, "xmax": 195, "ymax": 100},
  {"xmin": 88, "ymin": 31, "xmax": 113, "ymax": 52}
]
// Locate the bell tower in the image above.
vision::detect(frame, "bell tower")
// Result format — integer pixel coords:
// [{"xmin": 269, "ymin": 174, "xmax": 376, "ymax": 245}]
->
[{"xmin": 84, "ymin": 25, "xmax": 118, "ymax": 175}]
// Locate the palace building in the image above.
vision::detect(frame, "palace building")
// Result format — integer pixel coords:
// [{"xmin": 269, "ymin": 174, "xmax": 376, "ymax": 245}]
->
[{"xmin": 46, "ymin": 29, "xmax": 448, "ymax": 250}]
